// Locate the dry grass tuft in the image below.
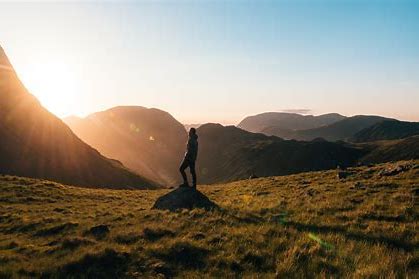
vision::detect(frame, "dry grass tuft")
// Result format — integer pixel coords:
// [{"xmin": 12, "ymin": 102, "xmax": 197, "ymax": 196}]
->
[{"xmin": 0, "ymin": 161, "xmax": 417, "ymax": 278}]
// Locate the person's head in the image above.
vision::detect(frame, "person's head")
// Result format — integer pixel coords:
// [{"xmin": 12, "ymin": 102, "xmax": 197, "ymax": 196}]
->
[{"xmin": 189, "ymin": 128, "xmax": 196, "ymax": 137}]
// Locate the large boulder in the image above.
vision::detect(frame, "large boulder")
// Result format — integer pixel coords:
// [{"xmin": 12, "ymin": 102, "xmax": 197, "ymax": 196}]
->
[{"xmin": 152, "ymin": 187, "xmax": 217, "ymax": 212}]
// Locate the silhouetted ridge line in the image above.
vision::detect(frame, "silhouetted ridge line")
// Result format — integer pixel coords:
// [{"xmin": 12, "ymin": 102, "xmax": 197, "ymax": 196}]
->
[
  {"xmin": 0, "ymin": 47, "xmax": 157, "ymax": 189},
  {"xmin": 65, "ymin": 106, "xmax": 188, "ymax": 186}
]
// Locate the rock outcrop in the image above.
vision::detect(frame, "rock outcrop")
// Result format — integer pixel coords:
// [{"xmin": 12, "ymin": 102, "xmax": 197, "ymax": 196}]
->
[{"xmin": 153, "ymin": 187, "xmax": 217, "ymax": 212}]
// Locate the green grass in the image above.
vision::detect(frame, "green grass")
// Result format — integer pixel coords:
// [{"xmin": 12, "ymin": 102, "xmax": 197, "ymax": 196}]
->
[{"xmin": 0, "ymin": 161, "xmax": 418, "ymax": 278}]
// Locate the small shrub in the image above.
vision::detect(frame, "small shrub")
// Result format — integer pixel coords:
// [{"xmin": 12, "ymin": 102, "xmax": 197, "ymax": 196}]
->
[
  {"xmin": 86, "ymin": 225, "xmax": 110, "ymax": 239},
  {"xmin": 114, "ymin": 233, "xmax": 141, "ymax": 245},
  {"xmin": 143, "ymin": 228, "xmax": 174, "ymax": 242},
  {"xmin": 34, "ymin": 222, "xmax": 78, "ymax": 237},
  {"xmin": 150, "ymin": 242, "xmax": 209, "ymax": 269},
  {"xmin": 57, "ymin": 249, "xmax": 130, "ymax": 278}
]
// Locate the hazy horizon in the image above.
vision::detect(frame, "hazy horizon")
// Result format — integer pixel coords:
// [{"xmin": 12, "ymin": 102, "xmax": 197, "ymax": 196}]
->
[
  {"xmin": 1, "ymin": 0, "xmax": 418, "ymax": 124},
  {"xmin": 61, "ymin": 106, "xmax": 413, "ymax": 127}
]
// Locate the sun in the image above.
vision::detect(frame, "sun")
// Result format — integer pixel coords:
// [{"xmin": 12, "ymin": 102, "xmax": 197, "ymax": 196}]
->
[{"xmin": 18, "ymin": 60, "xmax": 80, "ymax": 118}]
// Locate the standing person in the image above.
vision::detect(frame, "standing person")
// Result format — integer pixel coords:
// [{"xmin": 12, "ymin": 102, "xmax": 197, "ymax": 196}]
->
[{"xmin": 179, "ymin": 128, "xmax": 198, "ymax": 188}]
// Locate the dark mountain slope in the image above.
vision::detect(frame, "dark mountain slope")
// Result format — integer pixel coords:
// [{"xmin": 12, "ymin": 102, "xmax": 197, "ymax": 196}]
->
[
  {"xmin": 352, "ymin": 120, "xmax": 419, "ymax": 142},
  {"xmin": 0, "ymin": 46, "xmax": 155, "ymax": 189},
  {"xmin": 260, "ymin": 126, "xmax": 300, "ymax": 139},
  {"xmin": 65, "ymin": 106, "xmax": 188, "ymax": 186},
  {"xmin": 196, "ymin": 124, "xmax": 366, "ymax": 184},
  {"xmin": 273, "ymin": 115, "xmax": 394, "ymax": 142},
  {"xmin": 238, "ymin": 112, "xmax": 345, "ymax": 133},
  {"xmin": 360, "ymin": 136, "xmax": 419, "ymax": 164}
]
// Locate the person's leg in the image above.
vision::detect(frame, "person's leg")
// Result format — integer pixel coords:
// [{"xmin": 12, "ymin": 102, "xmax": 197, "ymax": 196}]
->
[
  {"xmin": 179, "ymin": 159, "xmax": 189, "ymax": 186},
  {"xmin": 190, "ymin": 161, "xmax": 197, "ymax": 188}
]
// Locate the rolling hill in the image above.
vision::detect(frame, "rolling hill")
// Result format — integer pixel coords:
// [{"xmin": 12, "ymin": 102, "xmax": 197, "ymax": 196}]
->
[
  {"xmin": 352, "ymin": 120, "xmax": 419, "ymax": 142},
  {"xmin": 65, "ymin": 106, "xmax": 188, "ymax": 186},
  {"xmin": 360, "ymin": 136, "xmax": 419, "ymax": 164},
  {"xmin": 0, "ymin": 160, "xmax": 417, "ymax": 277},
  {"xmin": 0, "ymin": 46, "xmax": 155, "ymax": 189},
  {"xmin": 238, "ymin": 112, "xmax": 346, "ymax": 133},
  {"xmin": 195, "ymin": 124, "xmax": 366, "ymax": 184},
  {"xmin": 262, "ymin": 115, "xmax": 393, "ymax": 142}
]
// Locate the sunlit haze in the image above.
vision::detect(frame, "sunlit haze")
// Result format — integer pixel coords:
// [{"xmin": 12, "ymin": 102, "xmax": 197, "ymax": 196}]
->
[{"xmin": 1, "ymin": 1, "xmax": 418, "ymax": 124}]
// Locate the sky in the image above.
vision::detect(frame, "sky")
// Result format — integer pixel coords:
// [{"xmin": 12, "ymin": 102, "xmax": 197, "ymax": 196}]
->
[{"xmin": 0, "ymin": 0, "xmax": 418, "ymax": 124}]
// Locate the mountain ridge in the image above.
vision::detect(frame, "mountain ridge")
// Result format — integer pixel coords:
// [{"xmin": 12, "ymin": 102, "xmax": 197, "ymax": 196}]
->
[
  {"xmin": 261, "ymin": 115, "xmax": 394, "ymax": 141},
  {"xmin": 65, "ymin": 106, "xmax": 188, "ymax": 186},
  {"xmin": 359, "ymin": 135, "xmax": 419, "ymax": 164},
  {"xmin": 238, "ymin": 112, "xmax": 346, "ymax": 133},
  {"xmin": 352, "ymin": 120, "xmax": 419, "ymax": 142},
  {"xmin": 0, "ymin": 47, "xmax": 156, "ymax": 189},
  {"xmin": 195, "ymin": 123, "xmax": 366, "ymax": 184}
]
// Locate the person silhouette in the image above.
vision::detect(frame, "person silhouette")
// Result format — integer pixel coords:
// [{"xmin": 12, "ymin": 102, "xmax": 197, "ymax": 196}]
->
[{"xmin": 179, "ymin": 128, "xmax": 198, "ymax": 188}]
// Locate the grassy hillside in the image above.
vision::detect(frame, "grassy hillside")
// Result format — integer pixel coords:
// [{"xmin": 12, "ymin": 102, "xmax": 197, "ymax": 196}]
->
[
  {"xmin": 0, "ymin": 161, "xmax": 417, "ymax": 278},
  {"xmin": 360, "ymin": 136, "xmax": 419, "ymax": 164},
  {"xmin": 196, "ymin": 124, "xmax": 366, "ymax": 184},
  {"xmin": 352, "ymin": 120, "xmax": 419, "ymax": 142}
]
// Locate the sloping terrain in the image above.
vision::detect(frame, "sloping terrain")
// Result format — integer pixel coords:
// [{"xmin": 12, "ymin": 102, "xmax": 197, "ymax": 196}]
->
[
  {"xmin": 352, "ymin": 120, "xmax": 419, "ymax": 142},
  {"xmin": 65, "ymin": 106, "xmax": 187, "ymax": 186},
  {"xmin": 0, "ymin": 161, "xmax": 417, "ymax": 277},
  {"xmin": 360, "ymin": 136, "xmax": 419, "ymax": 164},
  {"xmin": 238, "ymin": 112, "xmax": 345, "ymax": 133},
  {"xmin": 196, "ymin": 124, "xmax": 366, "ymax": 184},
  {"xmin": 264, "ymin": 115, "xmax": 393, "ymax": 142},
  {"xmin": 0, "ymin": 46, "xmax": 155, "ymax": 189},
  {"xmin": 260, "ymin": 125, "xmax": 301, "ymax": 140}
]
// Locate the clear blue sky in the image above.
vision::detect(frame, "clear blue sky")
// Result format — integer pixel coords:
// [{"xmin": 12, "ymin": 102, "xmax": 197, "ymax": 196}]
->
[{"xmin": 1, "ymin": 0, "xmax": 418, "ymax": 124}]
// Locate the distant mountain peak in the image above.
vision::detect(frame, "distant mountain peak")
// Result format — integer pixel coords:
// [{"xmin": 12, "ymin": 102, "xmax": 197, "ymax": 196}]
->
[
  {"xmin": 238, "ymin": 112, "xmax": 346, "ymax": 133},
  {"xmin": 65, "ymin": 105, "xmax": 188, "ymax": 186}
]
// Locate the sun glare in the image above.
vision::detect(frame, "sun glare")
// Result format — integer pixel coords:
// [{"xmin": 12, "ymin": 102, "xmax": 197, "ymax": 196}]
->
[{"xmin": 18, "ymin": 61, "xmax": 80, "ymax": 117}]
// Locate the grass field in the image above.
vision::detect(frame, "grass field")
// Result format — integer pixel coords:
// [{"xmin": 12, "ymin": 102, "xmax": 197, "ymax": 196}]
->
[{"xmin": 0, "ymin": 161, "xmax": 418, "ymax": 278}]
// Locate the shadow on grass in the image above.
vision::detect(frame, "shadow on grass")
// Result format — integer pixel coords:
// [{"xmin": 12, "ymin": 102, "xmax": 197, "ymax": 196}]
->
[
  {"xmin": 143, "ymin": 227, "xmax": 175, "ymax": 242},
  {"xmin": 34, "ymin": 222, "xmax": 78, "ymax": 237},
  {"xmin": 5, "ymin": 222, "xmax": 42, "ymax": 234},
  {"xmin": 240, "ymin": 252, "xmax": 275, "ymax": 272},
  {"xmin": 150, "ymin": 242, "xmax": 209, "ymax": 270},
  {"xmin": 284, "ymin": 221, "xmax": 417, "ymax": 252},
  {"xmin": 60, "ymin": 237, "xmax": 94, "ymax": 251},
  {"xmin": 56, "ymin": 249, "xmax": 130, "ymax": 278},
  {"xmin": 359, "ymin": 213, "xmax": 407, "ymax": 223},
  {"xmin": 114, "ymin": 233, "xmax": 142, "ymax": 245},
  {"xmin": 228, "ymin": 209, "xmax": 417, "ymax": 252}
]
